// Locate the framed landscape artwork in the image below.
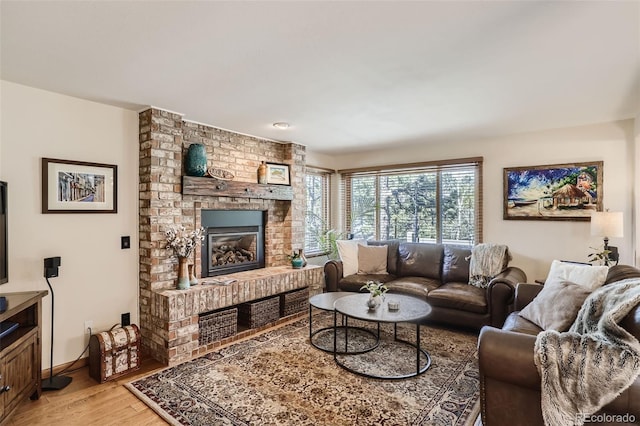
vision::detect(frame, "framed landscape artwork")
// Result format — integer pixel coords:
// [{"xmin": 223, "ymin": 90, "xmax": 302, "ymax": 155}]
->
[
  {"xmin": 42, "ymin": 158, "xmax": 118, "ymax": 213},
  {"xmin": 265, "ymin": 163, "xmax": 291, "ymax": 186},
  {"xmin": 503, "ymin": 161, "xmax": 603, "ymax": 221}
]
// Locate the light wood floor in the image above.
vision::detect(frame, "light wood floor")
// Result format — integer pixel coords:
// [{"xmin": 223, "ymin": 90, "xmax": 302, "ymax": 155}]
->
[
  {"xmin": 7, "ymin": 359, "xmax": 168, "ymax": 426},
  {"xmin": 7, "ymin": 314, "xmax": 309, "ymax": 425}
]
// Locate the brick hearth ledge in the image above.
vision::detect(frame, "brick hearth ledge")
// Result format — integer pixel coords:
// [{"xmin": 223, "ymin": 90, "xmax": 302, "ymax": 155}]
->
[{"xmin": 149, "ymin": 265, "xmax": 324, "ymax": 365}]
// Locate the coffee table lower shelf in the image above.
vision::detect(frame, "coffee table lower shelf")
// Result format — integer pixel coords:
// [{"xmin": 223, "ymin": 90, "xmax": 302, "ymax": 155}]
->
[
  {"xmin": 332, "ymin": 316, "xmax": 431, "ymax": 380},
  {"xmin": 332, "ymin": 293, "xmax": 433, "ymax": 380},
  {"xmin": 309, "ymin": 292, "xmax": 379, "ymax": 354}
]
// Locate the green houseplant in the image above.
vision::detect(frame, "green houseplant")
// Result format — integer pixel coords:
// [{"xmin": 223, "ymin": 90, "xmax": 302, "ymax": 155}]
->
[
  {"xmin": 319, "ymin": 229, "xmax": 344, "ymax": 260},
  {"xmin": 361, "ymin": 280, "xmax": 389, "ymax": 310}
]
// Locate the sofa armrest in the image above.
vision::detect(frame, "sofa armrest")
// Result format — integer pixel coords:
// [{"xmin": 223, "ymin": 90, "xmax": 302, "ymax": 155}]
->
[
  {"xmin": 324, "ymin": 260, "xmax": 343, "ymax": 292},
  {"xmin": 478, "ymin": 326, "xmax": 543, "ymax": 425},
  {"xmin": 491, "ymin": 266, "xmax": 527, "ymax": 289},
  {"xmin": 478, "ymin": 326, "xmax": 540, "ymax": 390},
  {"xmin": 514, "ymin": 283, "xmax": 544, "ymax": 311},
  {"xmin": 486, "ymin": 266, "xmax": 527, "ymax": 327},
  {"xmin": 479, "ymin": 325, "xmax": 640, "ymax": 421}
]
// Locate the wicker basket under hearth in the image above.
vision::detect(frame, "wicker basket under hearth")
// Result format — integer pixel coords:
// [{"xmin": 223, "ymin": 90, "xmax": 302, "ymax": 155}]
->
[
  {"xmin": 199, "ymin": 307, "xmax": 238, "ymax": 345},
  {"xmin": 238, "ymin": 296, "xmax": 280, "ymax": 328},
  {"xmin": 280, "ymin": 287, "xmax": 309, "ymax": 317}
]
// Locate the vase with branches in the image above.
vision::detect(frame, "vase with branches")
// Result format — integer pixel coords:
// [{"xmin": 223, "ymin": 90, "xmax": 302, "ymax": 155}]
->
[{"xmin": 165, "ymin": 225, "xmax": 205, "ymax": 289}]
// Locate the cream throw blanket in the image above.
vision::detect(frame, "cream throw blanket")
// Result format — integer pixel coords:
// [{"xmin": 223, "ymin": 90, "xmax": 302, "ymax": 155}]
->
[
  {"xmin": 468, "ymin": 243, "xmax": 511, "ymax": 288},
  {"xmin": 534, "ymin": 279, "xmax": 640, "ymax": 426}
]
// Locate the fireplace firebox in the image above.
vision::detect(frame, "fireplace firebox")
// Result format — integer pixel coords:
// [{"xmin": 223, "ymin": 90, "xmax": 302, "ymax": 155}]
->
[{"xmin": 201, "ymin": 210, "xmax": 265, "ymax": 277}]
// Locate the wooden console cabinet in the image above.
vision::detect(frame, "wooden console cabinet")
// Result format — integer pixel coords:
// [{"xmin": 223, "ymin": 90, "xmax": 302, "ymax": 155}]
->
[{"xmin": 0, "ymin": 291, "xmax": 46, "ymax": 424}]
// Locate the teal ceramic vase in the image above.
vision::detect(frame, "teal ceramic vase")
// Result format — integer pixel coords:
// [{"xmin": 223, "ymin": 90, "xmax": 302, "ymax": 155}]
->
[
  {"xmin": 291, "ymin": 257, "xmax": 304, "ymax": 269},
  {"xmin": 185, "ymin": 143, "xmax": 207, "ymax": 176}
]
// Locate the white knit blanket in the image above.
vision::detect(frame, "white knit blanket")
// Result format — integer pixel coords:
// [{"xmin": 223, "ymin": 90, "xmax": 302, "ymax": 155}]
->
[
  {"xmin": 534, "ymin": 279, "xmax": 640, "ymax": 426},
  {"xmin": 468, "ymin": 243, "xmax": 510, "ymax": 288}
]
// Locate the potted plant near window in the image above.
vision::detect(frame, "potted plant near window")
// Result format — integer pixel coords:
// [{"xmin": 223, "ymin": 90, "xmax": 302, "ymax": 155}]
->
[{"xmin": 319, "ymin": 229, "xmax": 344, "ymax": 260}]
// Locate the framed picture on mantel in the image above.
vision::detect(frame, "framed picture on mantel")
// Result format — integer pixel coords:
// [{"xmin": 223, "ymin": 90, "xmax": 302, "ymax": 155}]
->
[
  {"xmin": 42, "ymin": 158, "xmax": 118, "ymax": 213},
  {"xmin": 265, "ymin": 163, "xmax": 291, "ymax": 186},
  {"xmin": 503, "ymin": 161, "xmax": 602, "ymax": 221}
]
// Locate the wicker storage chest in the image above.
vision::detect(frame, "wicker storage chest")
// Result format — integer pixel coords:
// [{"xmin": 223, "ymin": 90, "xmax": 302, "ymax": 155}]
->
[
  {"xmin": 89, "ymin": 324, "xmax": 140, "ymax": 383},
  {"xmin": 199, "ymin": 307, "xmax": 238, "ymax": 345},
  {"xmin": 280, "ymin": 287, "xmax": 309, "ymax": 316},
  {"xmin": 238, "ymin": 296, "xmax": 280, "ymax": 328}
]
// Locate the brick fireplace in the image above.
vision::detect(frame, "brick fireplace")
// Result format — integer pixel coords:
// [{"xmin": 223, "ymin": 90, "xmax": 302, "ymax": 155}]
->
[{"xmin": 138, "ymin": 108, "xmax": 322, "ymax": 364}]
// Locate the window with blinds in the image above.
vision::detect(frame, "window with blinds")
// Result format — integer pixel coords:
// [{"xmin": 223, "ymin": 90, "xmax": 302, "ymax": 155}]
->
[
  {"xmin": 340, "ymin": 157, "xmax": 482, "ymax": 246},
  {"xmin": 304, "ymin": 167, "xmax": 332, "ymax": 255}
]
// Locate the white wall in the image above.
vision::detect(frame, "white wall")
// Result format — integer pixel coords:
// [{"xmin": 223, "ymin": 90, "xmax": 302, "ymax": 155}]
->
[
  {"xmin": 635, "ymin": 113, "xmax": 640, "ymax": 267},
  {"xmin": 0, "ymin": 81, "xmax": 139, "ymax": 368},
  {"xmin": 309, "ymin": 120, "xmax": 635, "ymax": 282}
]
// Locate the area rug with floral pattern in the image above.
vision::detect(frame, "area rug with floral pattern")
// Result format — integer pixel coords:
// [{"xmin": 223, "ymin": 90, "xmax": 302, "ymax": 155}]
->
[{"xmin": 126, "ymin": 313, "xmax": 480, "ymax": 425}]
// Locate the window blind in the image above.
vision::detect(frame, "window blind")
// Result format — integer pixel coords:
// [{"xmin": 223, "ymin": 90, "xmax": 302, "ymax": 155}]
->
[
  {"xmin": 340, "ymin": 157, "xmax": 482, "ymax": 246},
  {"xmin": 304, "ymin": 166, "xmax": 333, "ymax": 255}
]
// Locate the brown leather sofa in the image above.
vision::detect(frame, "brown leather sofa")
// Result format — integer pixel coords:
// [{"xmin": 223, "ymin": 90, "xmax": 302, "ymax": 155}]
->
[
  {"xmin": 324, "ymin": 240, "xmax": 527, "ymax": 330},
  {"xmin": 478, "ymin": 264, "xmax": 640, "ymax": 426}
]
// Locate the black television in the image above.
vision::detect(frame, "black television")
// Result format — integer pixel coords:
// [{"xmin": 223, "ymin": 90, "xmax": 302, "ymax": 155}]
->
[{"xmin": 0, "ymin": 181, "xmax": 6, "ymax": 284}]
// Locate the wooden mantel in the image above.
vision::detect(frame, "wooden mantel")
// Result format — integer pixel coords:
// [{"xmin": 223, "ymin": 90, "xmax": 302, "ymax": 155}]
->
[{"xmin": 182, "ymin": 176, "xmax": 293, "ymax": 201}]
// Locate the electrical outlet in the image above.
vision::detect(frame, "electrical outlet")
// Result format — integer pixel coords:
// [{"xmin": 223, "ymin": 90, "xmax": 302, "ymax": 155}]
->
[
  {"xmin": 84, "ymin": 320, "xmax": 93, "ymax": 335},
  {"xmin": 121, "ymin": 312, "xmax": 130, "ymax": 326}
]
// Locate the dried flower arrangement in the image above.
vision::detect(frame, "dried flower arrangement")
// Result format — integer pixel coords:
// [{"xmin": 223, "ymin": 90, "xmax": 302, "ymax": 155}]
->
[{"xmin": 165, "ymin": 225, "xmax": 205, "ymax": 258}]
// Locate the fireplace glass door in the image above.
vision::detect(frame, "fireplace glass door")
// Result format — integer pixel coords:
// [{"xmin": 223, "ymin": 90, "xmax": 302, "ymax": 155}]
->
[{"xmin": 206, "ymin": 226, "xmax": 263, "ymax": 276}]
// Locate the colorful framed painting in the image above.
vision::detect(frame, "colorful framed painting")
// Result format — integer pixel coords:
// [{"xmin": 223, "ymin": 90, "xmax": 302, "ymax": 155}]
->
[
  {"xmin": 42, "ymin": 158, "xmax": 118, "ymax": 213},
  {"xmin": 503, "ymin": 161, "xmax": 603, "ymax": 221},
  {"xmin": 265, "ymin": 163, "xmax": 291, "ymax": 186}
]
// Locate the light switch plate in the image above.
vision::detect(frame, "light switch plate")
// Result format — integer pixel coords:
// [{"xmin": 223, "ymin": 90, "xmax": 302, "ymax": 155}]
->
[{"xmin": 121, "ymin": 236, "xmax": 131, "ymax": 249}]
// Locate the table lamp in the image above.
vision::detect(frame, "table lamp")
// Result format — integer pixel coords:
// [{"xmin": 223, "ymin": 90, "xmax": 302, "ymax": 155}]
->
[{"xmin": 590, "ymin": 210, "xmax": 623, "ymax": 266}]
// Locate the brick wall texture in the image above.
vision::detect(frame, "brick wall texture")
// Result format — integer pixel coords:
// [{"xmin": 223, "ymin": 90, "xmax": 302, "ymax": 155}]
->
[{"xmin": 139, "ymin": 107, "xmax": 312, "ymax": 363}]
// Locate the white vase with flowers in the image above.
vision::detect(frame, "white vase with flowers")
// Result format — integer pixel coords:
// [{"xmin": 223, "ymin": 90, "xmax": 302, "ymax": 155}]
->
[{"xmin": 165, "ymin": 225, "xmax": 205, "ymax": 290}]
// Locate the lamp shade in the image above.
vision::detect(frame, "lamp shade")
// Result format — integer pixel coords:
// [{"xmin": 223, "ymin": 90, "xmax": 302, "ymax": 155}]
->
[{"xmin": 591, "ymin": 211, "xmax": 623, "ymax": 238}]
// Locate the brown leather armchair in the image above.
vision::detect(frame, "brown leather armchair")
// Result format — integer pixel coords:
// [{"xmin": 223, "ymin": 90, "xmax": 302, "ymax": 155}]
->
[{"xmin": 478, "ymin": 265, "xmax": 640, "ymax": 425}]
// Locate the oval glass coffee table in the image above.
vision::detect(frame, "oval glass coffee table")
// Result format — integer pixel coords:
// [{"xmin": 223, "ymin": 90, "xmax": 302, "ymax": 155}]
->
[
  {"xmin": 333, "ymin": 293, "xmax": 432, "ymax": 380},
  {"xmin": 309, "ymin": 292, "xmax": 379, "ymax": 354}
]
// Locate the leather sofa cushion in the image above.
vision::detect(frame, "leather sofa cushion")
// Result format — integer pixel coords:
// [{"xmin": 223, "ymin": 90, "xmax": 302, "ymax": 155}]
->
[
  {"xmin": 427, "ymin": 282, "xmax": 487, "ymax": 314},
  {"xmin": 338, "ymin": 273, "xmax": 397, "ymax": 293},
  {"xmin": 368, "ymin": 240, "xmax": 401, "ymax": 275},
  {"xmin": 502, "ymin": 312, "xmax": 542, "ymax": 336},
  {"xmin": 606, "ymin": 264, "xmax": 640, "ymax": 284},
  {"xmin": 622, "ymin": 304, "xmax": 640, "ymax": 341},
  {"xmin": 442, "ymin": 246, "xmax": 471, "ymax": 283},
  {"xmin": 397, "ymin": 242, "xmax": 443, "ymax": 280},
  {"xmin": 603, "ymin": 265, "xmax": 640, "ymax": 340},
  {"xmin": 386, "ymin": 276, "xmax": 440, "ymax": 299}
]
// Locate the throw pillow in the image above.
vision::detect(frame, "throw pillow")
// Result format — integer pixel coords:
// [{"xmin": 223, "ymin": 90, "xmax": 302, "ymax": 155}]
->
[
  {"xmin": 367, "ymin": 240, "xmax": 401, "ymax": 275},
  {"xmin": 336, "ymin": 239, "xmax": 366, "ymax": 277},
  {"xmin": 357, "ymin": 245, "xmax": 388, "ymax": 275},
  {"xmin": 546, "ymin": 259, "xmax": 608, "ymax": 291},
  {"xmin": 519, "ymin": 278, "xmax": 592, "ymax": 331}
]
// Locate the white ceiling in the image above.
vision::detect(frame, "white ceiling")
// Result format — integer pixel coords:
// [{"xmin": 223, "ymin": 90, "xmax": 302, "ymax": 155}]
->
[{"xmin": 1, "ymin": 1, "xmax": 638, "ymax": 155}]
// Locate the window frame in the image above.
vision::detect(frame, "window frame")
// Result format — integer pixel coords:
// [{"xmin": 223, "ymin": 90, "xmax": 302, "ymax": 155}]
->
[
  {"xmin": 339, "ymin": 157, "xmax": 483, "ymax": 245},
  {"xmin": 304, "ymin": 166, "xmax": 333, "ymax": 256}
]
